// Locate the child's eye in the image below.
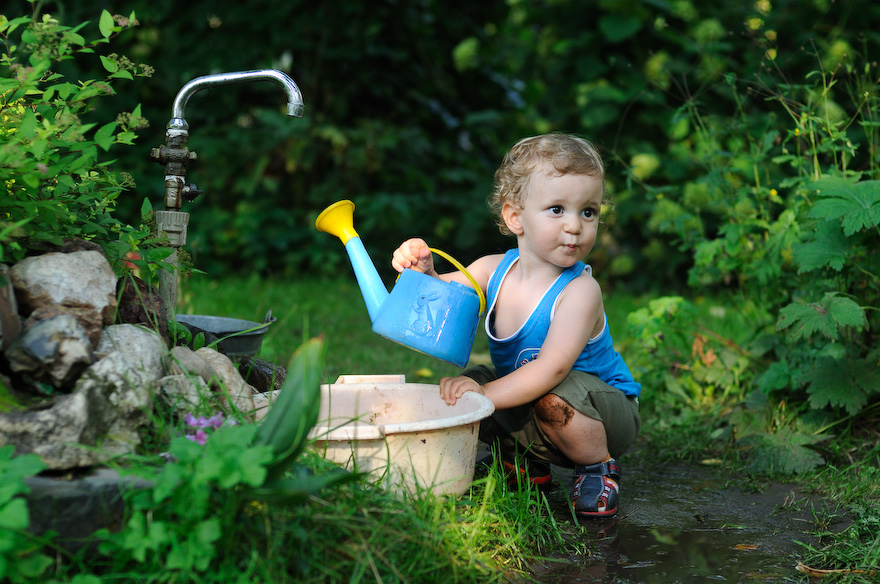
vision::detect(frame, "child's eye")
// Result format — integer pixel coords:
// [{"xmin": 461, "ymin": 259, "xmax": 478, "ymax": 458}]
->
[
  {"xmin": 549, "ymin": 206, "xmax": 564, "ymax": 215},
  {"xmin": 582, "ymin": 208, "xmax": 596, "ymax": 218}
]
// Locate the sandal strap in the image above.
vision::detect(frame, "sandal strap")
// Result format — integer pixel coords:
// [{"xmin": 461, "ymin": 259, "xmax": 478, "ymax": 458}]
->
[{"xmin": 573, "ymin": 458, "xmax": 621, "ymax": 481}]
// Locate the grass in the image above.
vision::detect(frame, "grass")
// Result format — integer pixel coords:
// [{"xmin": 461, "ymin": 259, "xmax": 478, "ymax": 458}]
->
[
  {"xmin": 177, "ymin": 272, "xmax": 484, "ymax": 384},
  {"xmin": 160, "ymin": 272, "xmax": 591, "ymax": 581},
  {"xmin": 175, "ymin": 273, "xmax": 880, "ymax": 582}
]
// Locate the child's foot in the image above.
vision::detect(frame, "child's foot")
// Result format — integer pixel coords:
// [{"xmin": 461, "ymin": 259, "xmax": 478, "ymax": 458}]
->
[
  {"xmin": 571, "ymin": 458, "xmax": 621, "ymax": 518},
  {"xmin": 501, "ymin": 451, "xmax": 554, "ymax": 492}
]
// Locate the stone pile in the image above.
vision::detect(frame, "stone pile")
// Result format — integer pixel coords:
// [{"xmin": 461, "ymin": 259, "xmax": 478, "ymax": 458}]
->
[{"xmin": 0, "ymin": 240, "xmax": 272, "ymax": 471}]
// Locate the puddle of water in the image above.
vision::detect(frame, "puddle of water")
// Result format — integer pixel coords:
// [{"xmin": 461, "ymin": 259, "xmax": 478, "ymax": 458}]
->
[{"xmin": 533, "ymin": 462, "xmax": 818, "ymax": 583}]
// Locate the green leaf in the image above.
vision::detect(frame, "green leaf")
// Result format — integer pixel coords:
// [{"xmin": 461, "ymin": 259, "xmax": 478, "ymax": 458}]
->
[
  {"xmin": 253, "ymin": 467, "xmax": 358, "ymax": 504},
  {"xmin": 740, "ymin": 428, "xmax": 825, "ymax": 474},
  {"xmin": 809, "ymin": 177, "xmax": 880, "ymax": 235},
  {"xmin": 94, "ymin": 122, "xmax": 117, "ymax": 151},
  {"xmin": 776, "ymin": 293, "xmax": 867, "ymax": 341},
  {"xmin": 253, "ymin": 337, "xmax": 324, "ymax": 482},
  {"xmin": 598, "ymin": 13, "xmax": 641, "ymax": 42},
  {"xmin": 99, "ymin": 10, "xmax": 115, "ymax": 38},
  {"xmin": 14, "ymin": 552, "xmax": 53, "ymax": 578},
  {"xmin": 99, "ymin": 55, "xmax": 118, "ymax": 73},
  {"xmin": 755, "ymin": 361, "xmax": 791, "ymax": 393},
  {"xmin": 793, "ymin": 221, "xmax": 849, "ymax": 273},
  {"xmin": 807, "ymin": 357, "xmax": 880, "ymax": 415},
  {"xmin": 0, "ymin": 499, "xmax": 29, "ymax": 530}
]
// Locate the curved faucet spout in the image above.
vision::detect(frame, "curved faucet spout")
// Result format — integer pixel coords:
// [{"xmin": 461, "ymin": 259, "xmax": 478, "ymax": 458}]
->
[{"xmin": 169, "ymin": 69, "xmax": 304, "ymax": 129}]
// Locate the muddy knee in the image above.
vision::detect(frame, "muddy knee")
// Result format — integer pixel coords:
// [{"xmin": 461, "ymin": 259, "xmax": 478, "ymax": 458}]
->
[{"xmin": 534, "ymin": 394, "xmax": 574, "ymax": 428}]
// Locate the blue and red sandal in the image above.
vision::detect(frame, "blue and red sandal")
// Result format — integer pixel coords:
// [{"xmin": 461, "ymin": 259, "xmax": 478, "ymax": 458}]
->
[{"xmin": 571, "ymin": 458, "xmax": 621, "ymax": 517}]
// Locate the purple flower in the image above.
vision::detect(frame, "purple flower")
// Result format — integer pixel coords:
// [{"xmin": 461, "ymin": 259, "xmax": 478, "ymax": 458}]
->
[
  {"xmin": 207, "ymin": 413, "xmax": 225, "ymax": 429},
  {"xmin": 185, "ymin": 429, "xmax": 209, "ymax": 445}
]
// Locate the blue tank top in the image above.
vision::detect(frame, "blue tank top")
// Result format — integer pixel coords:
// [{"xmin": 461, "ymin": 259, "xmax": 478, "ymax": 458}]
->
[{"xmin": 485, "ymin": 249, "xmax": 641, "ymax": 397}]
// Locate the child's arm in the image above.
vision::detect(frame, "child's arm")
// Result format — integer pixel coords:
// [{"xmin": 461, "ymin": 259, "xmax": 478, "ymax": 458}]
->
[{"xmin": 440, "ymin": 274, "xmax": 604, "ymax": 409}]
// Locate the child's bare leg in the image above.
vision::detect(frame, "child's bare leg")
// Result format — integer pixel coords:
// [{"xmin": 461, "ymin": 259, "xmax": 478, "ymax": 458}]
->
[
  {"xmin": 535, "ymin": 393, "xmax": 621, "ymax": 517},
  {"xmin": 533, "ymin": 393, "xmax": 610, "ymax": 465}
]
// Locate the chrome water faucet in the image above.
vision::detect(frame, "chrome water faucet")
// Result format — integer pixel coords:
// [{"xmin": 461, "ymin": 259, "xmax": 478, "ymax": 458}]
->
[{"xmin": 151, "ymin": 69, "xmax": 304, "ymax": 311}]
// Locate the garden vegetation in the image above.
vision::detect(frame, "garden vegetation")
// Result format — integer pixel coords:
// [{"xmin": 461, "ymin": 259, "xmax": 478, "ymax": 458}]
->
[{"xmin": 1, "ymin": 1, "xmax": 878, "ymax": 582}]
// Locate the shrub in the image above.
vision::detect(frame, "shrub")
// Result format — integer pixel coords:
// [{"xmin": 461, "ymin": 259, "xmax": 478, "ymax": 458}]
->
[{"xmin": 0, "ymin": 10, "xmax": 167, "ymax": 276}]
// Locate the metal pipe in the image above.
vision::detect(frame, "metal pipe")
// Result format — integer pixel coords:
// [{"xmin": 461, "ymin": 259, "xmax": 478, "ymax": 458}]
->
[
  {"xmin": 168, "ymin": 69, "xmax": 304, "ymax": 131},
  {"xmin": 154, "ymin": 69, "xmax": 305, "ymax": 314}
]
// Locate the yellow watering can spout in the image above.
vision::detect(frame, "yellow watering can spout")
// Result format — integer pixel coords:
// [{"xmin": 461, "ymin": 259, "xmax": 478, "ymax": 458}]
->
[
  {"xmin": 315, "ymin": 200, "xmax": 360, "ymax": 245},
  {"xmin": 315, "ymin": 200, "xmax": 388, "ymax": 322}
]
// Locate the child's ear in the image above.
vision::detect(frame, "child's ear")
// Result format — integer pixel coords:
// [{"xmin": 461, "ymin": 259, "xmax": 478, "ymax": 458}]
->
[{"xmin": 502, "ymin": 202, "xmax": 524, "ymax": 235}]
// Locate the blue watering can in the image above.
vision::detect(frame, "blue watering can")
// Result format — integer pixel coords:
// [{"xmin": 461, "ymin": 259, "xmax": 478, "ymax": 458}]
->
[{"xmin": 315, "ymin": 200, "xmax": 485, "ymax": 367}]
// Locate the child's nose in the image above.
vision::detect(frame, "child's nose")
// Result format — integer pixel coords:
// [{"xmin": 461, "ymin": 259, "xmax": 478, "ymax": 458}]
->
[{"xmin": 564, "ymin": 216, "xmax": 582, "ymax": 233}]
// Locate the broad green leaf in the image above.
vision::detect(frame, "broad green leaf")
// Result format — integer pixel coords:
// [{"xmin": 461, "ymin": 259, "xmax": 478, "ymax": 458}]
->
[
  {"xmin": 13, "ymin": 552, "xmax": 53, "ymax": 578},
  {"xmin": 755, "ymin": 361, "xmax": 791, "ymax": 393},
  {"xmin": 807, "ymin": 357, "xmax": 879, "ymax": 415},
  {"xmin": 740, "ymin": 429, "xmax": 825, "ymax": 474},
  {"xmin": 94, "ymin": 122, "xmax": 117, "ymax": 151},
  {"xmin": 66, "ymin": 32, "xmax": 85, "ymax": 46},
  {"xmin": 99, "ymin": 10, "xmax": 115, "ymax": 38},
  {"xmin": 809, "ymin": 177, "xmax": 880, "ymax": 235},
  {"xmin": 253, "ymin": 337, "xmax": 324, "ymax": 482},
  {"xmin": 598, "ymin": 13, "xmax": 641, "ymax": 42},
  {"xmin": 793, "ymin": 221, "xmax": 849, "ymax": 273},
  {"xmin": 99, "ymin": 55, "xmax": 118, "ymax": 73},
  {"xmin": 776, "ymin": 293, "xmax": 867, "ymax": 341},
  {"xmin": 0, "ymin": 498, "xmax": 29, "ymax": 530}
]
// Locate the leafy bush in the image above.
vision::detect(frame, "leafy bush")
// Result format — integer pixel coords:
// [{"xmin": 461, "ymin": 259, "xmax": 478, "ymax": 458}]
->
[
  {"xmin": 0, "ymin": 10, "xmax": 166, "ymax": 275},
  {"xmin": 0, "ymin": 447, "xmax": 50, "ymax": 583},
  {"xmin": 627, "ymin": 46, "xmax": 880, "ymax": 472}
]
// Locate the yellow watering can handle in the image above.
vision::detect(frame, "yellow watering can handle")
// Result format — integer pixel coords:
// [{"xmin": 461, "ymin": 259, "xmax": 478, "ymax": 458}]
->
[{"xmin": 429, "ymin": 247, "xmax": 486, "ymax": 316}]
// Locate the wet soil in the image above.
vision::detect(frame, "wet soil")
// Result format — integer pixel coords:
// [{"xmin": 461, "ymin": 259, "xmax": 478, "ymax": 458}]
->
[{"xmin": 531, "ymin": 460, "xmax": 834, "ymax": 583}]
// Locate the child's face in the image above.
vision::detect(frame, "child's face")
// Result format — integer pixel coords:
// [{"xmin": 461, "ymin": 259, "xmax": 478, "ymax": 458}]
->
[{"xmin": 503, "ymin": 165, "xmax": 603, "ymax": 268}]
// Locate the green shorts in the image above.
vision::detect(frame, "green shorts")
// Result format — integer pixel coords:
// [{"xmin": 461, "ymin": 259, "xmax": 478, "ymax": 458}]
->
[{"xmin": 463, "ymin": 365, "xmax": 641, "ymax": 467}]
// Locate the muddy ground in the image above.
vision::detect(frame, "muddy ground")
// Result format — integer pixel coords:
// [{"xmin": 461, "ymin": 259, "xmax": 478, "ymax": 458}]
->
[{"xmin": 527, "ymin": 459, "xmax": 842, "ymax": 583}]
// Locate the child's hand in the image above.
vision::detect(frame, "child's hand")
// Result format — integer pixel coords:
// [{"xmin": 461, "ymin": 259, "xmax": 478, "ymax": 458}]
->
[
  {"xmin": 439, "ymin": 375, "xmax": 484, "ymax": 406},
  {"xmin": 392, "ymin": 238, "xmax": 435, "ymax": 275}
]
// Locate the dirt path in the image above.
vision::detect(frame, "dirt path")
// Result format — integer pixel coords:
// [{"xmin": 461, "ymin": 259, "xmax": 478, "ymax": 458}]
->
[{"xmin": 530, "ymin": 460, "xmax": 834, "ymax": 583}]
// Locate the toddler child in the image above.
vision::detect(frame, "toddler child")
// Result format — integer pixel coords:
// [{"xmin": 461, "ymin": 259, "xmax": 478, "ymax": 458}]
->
[{"xmin": 391, "ymin": 133, "xmax": 641, "ymax": 517}]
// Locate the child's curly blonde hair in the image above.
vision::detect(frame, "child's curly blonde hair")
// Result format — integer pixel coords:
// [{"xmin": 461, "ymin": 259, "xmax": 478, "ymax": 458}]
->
[{"xmin": 489, "ymin": 133, "xmax": 606, "ymax": 235}]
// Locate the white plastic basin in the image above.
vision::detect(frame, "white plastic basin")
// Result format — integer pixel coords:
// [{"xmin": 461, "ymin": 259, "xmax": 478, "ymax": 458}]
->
[{"xmin": 309, "ymin": 375, "xmax": 494, "ymax": 495}]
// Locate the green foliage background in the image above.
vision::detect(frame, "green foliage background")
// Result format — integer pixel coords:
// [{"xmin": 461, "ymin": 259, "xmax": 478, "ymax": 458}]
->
[
  {"xmin": 42, "ymin": 0, "xmax": 879, "ymax": 283},
  {"xmin": 4, "ymin": 1, "xmax": 880, "ymax": 456}
]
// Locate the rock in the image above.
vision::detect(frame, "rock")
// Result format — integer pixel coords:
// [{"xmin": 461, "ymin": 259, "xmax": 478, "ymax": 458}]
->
[
  {"xmin": 25, "ymin": 467, "xmax": 152, "ymax": 553},
  {"xmin": 168, "ymin": 345, "xmax": 216, "ymax": 382},
  {"xmin": 0, "ymin": 265, "xmax": 21, "ymax": 350},
  {"xmin": 195, "ymin": 347, "xmax": 256, "ymax": 419},
  {"xmin": 159, "ymin": 374, "xmax": 210, "ymax": 410},
  {"xmin": 0, "ymin": 324, "xmax": 166, "ymax": 469},
  {"xmin": 10, "ymin": 250, "xmax": 117, "ymax": 325},
  {"xmin": 238, "ymin": 356, "xmax": 287, "ymax": 393},
  {"xmin": 25, "ymin": 304, "xmax": 104, "ymax": 348},
  {"xmin": 115, "ymin": 275, "xmax": 169, "ymax": 343},
  {"xmin": 4, "ymin": 314, "xmax": 95, "ymax": 391}
]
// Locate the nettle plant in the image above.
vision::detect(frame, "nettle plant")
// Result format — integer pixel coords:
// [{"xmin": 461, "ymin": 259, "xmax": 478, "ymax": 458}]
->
[
  {"xmin": 0, "ymin": 10, "xmax": 170, "ymax": 277},
  {"xmin": 631, "ymin": 51, "xmax": 880, "ymax": 472}
]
